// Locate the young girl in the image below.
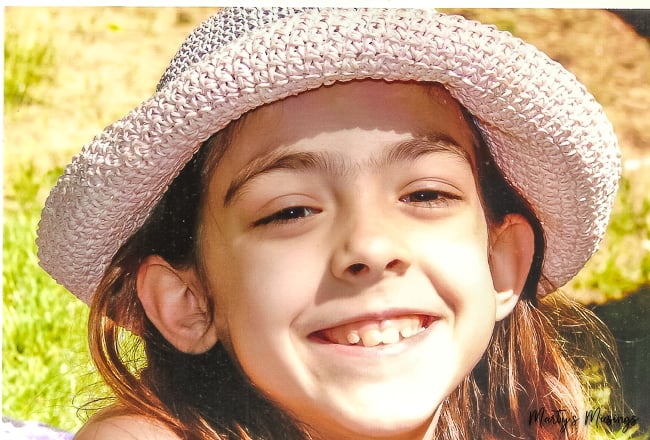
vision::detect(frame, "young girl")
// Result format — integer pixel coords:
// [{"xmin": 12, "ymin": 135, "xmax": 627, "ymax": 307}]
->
[{"xmin": 37, "ymin": 8, "xmax": 623, "ymax": 440}]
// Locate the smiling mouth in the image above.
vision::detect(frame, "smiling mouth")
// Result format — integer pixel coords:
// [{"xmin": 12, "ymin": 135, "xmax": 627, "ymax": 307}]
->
[{"xmin": 310, "ymin": 315, "xmax": 435, "ymax": 348}]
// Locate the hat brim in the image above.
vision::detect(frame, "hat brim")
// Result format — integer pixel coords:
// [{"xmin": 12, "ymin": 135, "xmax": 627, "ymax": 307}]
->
[{"xmin": 37, "ymin": 8, "xmax": 620, "ymax": 303}]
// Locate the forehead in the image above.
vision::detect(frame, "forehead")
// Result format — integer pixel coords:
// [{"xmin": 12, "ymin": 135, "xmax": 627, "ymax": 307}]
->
[{"xmin": 222, "ymin": 80, "xmax": 477, "ymax": 169}]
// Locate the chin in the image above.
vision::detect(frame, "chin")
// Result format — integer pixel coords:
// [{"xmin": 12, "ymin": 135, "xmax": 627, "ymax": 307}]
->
[{"xmin": 303, "ymin": 399, "xmax": 439, "ymax": 440}]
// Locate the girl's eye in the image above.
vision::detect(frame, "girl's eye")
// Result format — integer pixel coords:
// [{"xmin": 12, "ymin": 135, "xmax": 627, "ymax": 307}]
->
[
  {"xmin": 254, "ymin": 206, "xmax": 321, "ymax": 226},
  {"xmin": 399, "ymin": 190, "xmax": 459, "ymax": 207}
]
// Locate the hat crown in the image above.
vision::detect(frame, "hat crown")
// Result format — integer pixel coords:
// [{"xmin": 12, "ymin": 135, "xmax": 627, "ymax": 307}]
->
[{"xmin": 157, "ymin": 7, "xmax": 312, "ymax": 91}]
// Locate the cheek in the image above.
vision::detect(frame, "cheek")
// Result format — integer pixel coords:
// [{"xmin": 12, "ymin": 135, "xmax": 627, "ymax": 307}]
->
[
  {"xmin": 416, "ymin": 228, "xmax": 498, "ymax": 378},
  {"xmin": 236, "ymin": 240, "xmax": 323, "ymax": 306},
  {"xmin": 417, "ymin": 212, "xmax": 497, "ymax": 325},
  {"xmin": 429, "ymin": 241, "xmax": 497, "ymax": 324},
  {"xmin": 206, "ymin": 235, "xmax": 325, "ymax": 344},
  {"xmin": 205, "ymin": 239, "xmax": 328, "ymax": 400},
  {"xmin": 421, "ymin": 206, "xmax": 491, "ymax": 273}
]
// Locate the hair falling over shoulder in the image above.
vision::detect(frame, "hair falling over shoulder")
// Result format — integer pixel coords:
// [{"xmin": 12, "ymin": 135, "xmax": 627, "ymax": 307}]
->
[
  {"xmin": 429, "ymin": 110, "xmax": 623, "ymax": 440},
  {"xmin": 435, "ymin": 292, "xmax": 622, "ymax": 440},
  {"xmin": 81, "ymin": 108, "xmax": 622, "ymax": 440},
  {"xmin": 84, "ymin": 128, "xmax": 313, "ymax": 440}
]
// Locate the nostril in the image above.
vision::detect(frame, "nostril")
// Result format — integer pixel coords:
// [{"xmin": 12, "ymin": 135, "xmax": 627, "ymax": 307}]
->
[
  {"xmin": 386, "ymin": 259, "xmax": 408, "ymax": 273},
  {"xmin": 348, "ymin": 263, "xmax": 367, "ymax": 275},
  {"xmin": 386, "ymin": 259, "xmax": 400, "ymax": 269}
]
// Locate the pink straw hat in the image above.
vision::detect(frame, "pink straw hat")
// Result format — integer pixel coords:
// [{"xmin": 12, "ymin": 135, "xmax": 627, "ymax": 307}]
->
[{"xmin": 37, "ymin": 8, "xmax": 621, "ymax": 304}]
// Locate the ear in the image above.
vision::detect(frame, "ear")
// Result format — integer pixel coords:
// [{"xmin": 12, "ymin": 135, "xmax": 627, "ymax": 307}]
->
[
  {"xmin": 137, "ymin": 255, "xmax": 218, "ymax": 354},
  {"xmin": 488, "ymin": 214, "xmax": 535, "ymax": 321}
]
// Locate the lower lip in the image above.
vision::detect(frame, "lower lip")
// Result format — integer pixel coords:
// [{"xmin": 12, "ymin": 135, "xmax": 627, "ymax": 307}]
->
[{"xmin": 308, "ymin": 319, "xmax": 439, "ymax": 359}]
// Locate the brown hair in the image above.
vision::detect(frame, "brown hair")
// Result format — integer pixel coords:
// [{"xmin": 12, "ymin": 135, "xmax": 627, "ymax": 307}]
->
[
  {"xmin": 86, "ymin": 124, "xmax": 311, "ymax": 439},
  {"xmin": 83, "ymin": 84, "xmax": 620, "ymax": 439},
  {"xmin": 431, "ymin": 109, "xmax": 621, "ymax": 439}
]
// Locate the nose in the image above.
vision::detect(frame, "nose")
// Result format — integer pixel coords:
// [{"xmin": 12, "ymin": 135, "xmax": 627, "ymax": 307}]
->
[{"xmin": 330, "ymin": 211, "xmax": 411, "ymax": 282}]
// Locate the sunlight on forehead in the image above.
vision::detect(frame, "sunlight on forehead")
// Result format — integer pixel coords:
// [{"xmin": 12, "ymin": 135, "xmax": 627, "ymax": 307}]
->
[
  {"xmin": 216, "ymin": 80, "xmax": 479, "ymax": 208},
  {"xmin": 223, "ymin": 134, "xmax": 472, "ymax": 207}
]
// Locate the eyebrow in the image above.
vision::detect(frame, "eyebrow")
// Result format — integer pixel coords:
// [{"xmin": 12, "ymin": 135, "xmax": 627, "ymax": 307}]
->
[{"xmin": 223, "ymin": 134, "xmax": 471, "ymax": 207}]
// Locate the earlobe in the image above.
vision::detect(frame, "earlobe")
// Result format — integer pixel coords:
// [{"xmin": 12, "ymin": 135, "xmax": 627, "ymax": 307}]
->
[
  {"xmin": 489, "ymin": 214, "xmax": 535, "ymax": 321},
  {"xmin": 137, "ymin": 255, "xmax": 218, "ymax": 354}
]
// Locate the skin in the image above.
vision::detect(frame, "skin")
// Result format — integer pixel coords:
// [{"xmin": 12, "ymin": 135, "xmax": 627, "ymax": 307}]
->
[
  {"xmin": 77, "ymin": 79, "xmax": 533, "ymax": 440},
  {"xmin": 75, "ymin": 414, "xmax": 179, "ymax": 440},
  {"xmin": 191, "ymin": 80, "xmax": 525, "ymax": 439}
]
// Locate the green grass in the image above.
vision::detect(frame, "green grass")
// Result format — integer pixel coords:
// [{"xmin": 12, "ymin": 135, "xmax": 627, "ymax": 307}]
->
[
  {"xmin": 3, "ymin": 162, "xmax": 106, "ymax": 432},
  {"xmin": 2, "ymin": 10, "xmax": 648, "ymax": 434},
  {"xmin": 2, "ymin": 20, "xmax": 101, "ymax": 432},
  {"xmin": 4, "ymin": 30, "xmax": 55, "ymax": 109},
  {"xmin": 569, "ymin": 172, "xmax": 650, "ymax": 303}
]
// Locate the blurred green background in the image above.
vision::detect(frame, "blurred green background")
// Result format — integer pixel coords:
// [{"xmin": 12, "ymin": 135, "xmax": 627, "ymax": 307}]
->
[{"xmin": 3, "ymin": 7, "xmax": 649, "ymax": 436}]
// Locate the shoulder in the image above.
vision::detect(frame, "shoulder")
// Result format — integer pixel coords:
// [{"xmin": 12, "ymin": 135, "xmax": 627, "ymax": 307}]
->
[{"xmin": 74, "ymin": 412, "xmax": 180, "ymax": 440}]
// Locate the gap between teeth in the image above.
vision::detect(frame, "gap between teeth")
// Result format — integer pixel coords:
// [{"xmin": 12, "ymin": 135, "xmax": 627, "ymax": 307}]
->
[{"xmin": 326, "ymin": 316, "xmax": 426, "ymax": 347}]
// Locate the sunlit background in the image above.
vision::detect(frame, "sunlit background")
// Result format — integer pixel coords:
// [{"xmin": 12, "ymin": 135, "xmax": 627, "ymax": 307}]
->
[{"xmin": 3, "ymin": 7, "xmax": 649, "ymax": 437}]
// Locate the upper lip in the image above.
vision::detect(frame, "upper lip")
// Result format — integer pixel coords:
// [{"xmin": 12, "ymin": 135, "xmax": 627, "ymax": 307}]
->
[{"xmin": 306, "ymin": 307, "xmax": 440, "ymax": 336}]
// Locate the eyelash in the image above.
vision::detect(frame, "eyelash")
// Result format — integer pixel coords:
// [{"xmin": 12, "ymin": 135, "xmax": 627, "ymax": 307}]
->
[
  {"xmin": 399, "ymin": 189, "xmax": 460, "ymax": 207},
  {"xmin": 253, "ymin": 189, "xmax": 459, "ymax": 227},
  {"xmin": 253, "ymin": 206, "xmax": 321, "ymax": 226}
]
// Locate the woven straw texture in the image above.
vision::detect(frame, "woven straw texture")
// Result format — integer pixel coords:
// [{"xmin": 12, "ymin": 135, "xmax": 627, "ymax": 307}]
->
[{"xmin": 37, "ymin": 8, "xmax": 621, "ymax": 304}]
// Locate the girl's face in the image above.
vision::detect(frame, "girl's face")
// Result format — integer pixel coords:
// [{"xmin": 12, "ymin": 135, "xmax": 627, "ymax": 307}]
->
[{"xmin": 199, "ymin": 80, "xmax": 510, "ymax": 439}]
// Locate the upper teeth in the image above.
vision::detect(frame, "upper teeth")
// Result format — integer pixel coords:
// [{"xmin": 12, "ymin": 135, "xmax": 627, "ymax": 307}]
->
[{"xmin": 321, "ymin": 315, "xmax": 426, "ymax": 347}]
